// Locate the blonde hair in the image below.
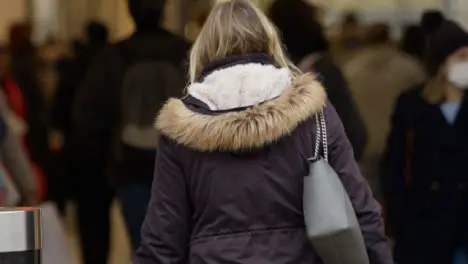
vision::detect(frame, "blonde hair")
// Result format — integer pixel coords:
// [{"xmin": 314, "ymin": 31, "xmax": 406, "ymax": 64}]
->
[{"xmin": 188, "ymin": 0, "xmax": 299, "ymax": 83}]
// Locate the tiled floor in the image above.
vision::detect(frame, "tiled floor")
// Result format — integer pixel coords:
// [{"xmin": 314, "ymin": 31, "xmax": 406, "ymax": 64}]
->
[{"xmin": 65, "ymin": 202, "xmax": 132, "ymax": 264}]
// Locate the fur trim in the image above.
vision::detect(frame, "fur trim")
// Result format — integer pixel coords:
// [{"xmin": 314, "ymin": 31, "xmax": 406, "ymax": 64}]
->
[
  {"xmin": 156, "ymin": 74, "xmax": 327, "ymax": 151},
  {"xmin": 188, "ymin": 63, "xmax": 292, "ymax": 110}
]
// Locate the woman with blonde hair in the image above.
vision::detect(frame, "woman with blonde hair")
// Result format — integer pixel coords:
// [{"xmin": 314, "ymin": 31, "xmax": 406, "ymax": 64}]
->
[{"xmin": 134, "ymin": 0, "xmax": 392, "ymax": 263}]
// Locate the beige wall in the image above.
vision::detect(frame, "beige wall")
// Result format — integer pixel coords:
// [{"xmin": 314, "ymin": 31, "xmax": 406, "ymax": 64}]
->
[{"xmin": 0, "ymin": 0, "xmax": 28, "ymax": 44}]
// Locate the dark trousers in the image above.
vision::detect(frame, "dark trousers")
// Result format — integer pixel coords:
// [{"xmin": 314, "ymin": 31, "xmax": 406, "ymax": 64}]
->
[
  {"xmin": 46, "ymin": 151, "xmax": 68, "ymax": 214},
  {"xmin": 118, "ymin": 145, "xmax": 155, "ymax": 251},
  {"xmin": 73, "ymin": 169, "xmax": 113, "ymax": 264},
  {"xmin": 118, "ymin": 184, "xmax": 152, "ymax": 251}
]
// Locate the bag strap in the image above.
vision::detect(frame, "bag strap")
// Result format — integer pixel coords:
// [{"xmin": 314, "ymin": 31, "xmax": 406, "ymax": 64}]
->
[{"xmin": 309, "ymin": 109, "xmax": 328, "ymax": 162}]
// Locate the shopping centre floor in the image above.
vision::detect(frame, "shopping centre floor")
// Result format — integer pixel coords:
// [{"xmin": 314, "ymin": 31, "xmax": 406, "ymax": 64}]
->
[{"xmin": 65, "ymin": 202, "xmax": 132, "ymax": 264}]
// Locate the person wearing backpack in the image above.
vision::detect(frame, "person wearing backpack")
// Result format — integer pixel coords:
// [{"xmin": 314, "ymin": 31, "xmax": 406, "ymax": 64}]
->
[{"xmin": 72, "ymin": 0, "xmax": 189, "ymax": 261}]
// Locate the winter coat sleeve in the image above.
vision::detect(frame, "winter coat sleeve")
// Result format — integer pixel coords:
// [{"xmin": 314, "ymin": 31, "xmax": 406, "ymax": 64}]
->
[
  {"xmin": 324, "ymin": 103, "xmax": 393, "ymax": 264},
  {"xmin": 134, "ymin": 136, "xmax": 190, "ymax": 264}
]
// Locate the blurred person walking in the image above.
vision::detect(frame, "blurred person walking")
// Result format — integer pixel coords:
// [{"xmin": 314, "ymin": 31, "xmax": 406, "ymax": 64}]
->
[
  {"xmin": 0, "ymin": 91, "xmax": 38, "ymax": 206},
  {"xmin": 51, "ymin": 22, "xmax": 109, "ymax": 215},
  {"xmin": 38, "ymin": 36, "xmax": 67, "ymax": 105},
  {"xmin": 269, "ymin": 0, "xmax": 367, "ymax": 161},
  {"xmin": 335, "ymin": 12, "xmax": 365, "ymax": 65},
  {"xmin": 7, "ymin": 23, "xmax": 50, "ymax": 200},
  {"xmin": 72, "ymin": 0, "xmax": 189, "ymax": 260},
  {"xmin": 134, "ymin": 0, "xmax": 393, "ymax": 263},
  {"xmin": 0, "ymin": 47, "xmax": 39, "ymax": 206},
  {"xmin": 344, "ymin": 23, "xmax": 425, "ymax": 196},
  {"xmin": 382, "ymin": 20, "xmax": 468, "ymax": 264}
]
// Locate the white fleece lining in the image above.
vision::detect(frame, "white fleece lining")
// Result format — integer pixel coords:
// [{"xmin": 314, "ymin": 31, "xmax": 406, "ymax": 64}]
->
[{"xmin": 188, "ymin": 63, "xmax": 292, "ymax": 110}]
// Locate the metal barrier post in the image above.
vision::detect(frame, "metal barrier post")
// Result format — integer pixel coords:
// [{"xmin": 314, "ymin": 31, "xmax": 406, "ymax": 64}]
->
[{"xmin": 0, "ymin": 208, "xmax": 41, "ymax": 263}]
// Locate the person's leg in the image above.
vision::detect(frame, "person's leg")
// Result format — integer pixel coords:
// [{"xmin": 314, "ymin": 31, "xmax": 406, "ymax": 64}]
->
[
  {"xmin": 118, "ymin": 184, "xmax": 152, "ymax": 251},
  {"xmin": 75, "ymin": 177, "xmax": 113, "ymax": 264},
  {"xmin": 47, "ymin": 151, "xmax": 68, "ymax": 215}
]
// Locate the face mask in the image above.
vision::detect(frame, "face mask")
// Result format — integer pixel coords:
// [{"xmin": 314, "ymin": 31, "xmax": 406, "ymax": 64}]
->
[{"xmin": 448, "ymin": 61, "xmax": 468, "ymax": 89}]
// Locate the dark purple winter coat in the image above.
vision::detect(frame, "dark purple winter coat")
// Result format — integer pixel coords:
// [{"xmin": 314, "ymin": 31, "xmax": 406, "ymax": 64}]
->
[{"xmin": 134, "ymin": 54, "xmax": 393, "ymax": 264}]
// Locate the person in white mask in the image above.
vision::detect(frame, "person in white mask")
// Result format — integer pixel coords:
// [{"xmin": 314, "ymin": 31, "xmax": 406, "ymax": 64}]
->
[{"xmin": 382, "ymin": 20, "xmax": 468, "ymax": 264}]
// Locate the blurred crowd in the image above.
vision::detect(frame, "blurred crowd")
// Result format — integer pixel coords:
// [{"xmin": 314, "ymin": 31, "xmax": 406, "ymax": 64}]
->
[{"xmin": 1, "ymin": 0, "xmax": 468, "ymax": 263}]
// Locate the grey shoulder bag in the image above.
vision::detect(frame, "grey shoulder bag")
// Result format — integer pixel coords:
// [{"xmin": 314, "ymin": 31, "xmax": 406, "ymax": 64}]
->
[{"xmin": 303, "ymin": 110, "xmax": 369, "ymax": 264}]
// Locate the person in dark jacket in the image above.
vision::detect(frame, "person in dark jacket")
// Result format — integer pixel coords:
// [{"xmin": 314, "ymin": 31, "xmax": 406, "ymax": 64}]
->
[
  {"xmin": 269, "ymin": 0, "xmax": 367, "ymax": 161},
  {"xmin": 51, "ymin": 22, "xmax": 109, "ymax": 215},
  {"xmin": 72, "ymin": 0, "xmax": 189, "ymax": 261},
  {"xmin": 54, "ymin": 22, "xmax": 111, "ymax": 263},
  {"xmin": 134, "ymin": 1, "xmax": 392, "ymax": 263},
  {"xmin": 53, "ymin": 22, "xmax": 109, "ymax": 144},
  {"xmin": 382, "ymin": 20, "xmax": 468, "ymax": 264}
]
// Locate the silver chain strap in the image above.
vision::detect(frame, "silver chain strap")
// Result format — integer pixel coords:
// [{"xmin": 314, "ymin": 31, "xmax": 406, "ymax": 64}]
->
[{"xmin": 309, "ymin": 109, "xmax": 328, "ymax": 162}]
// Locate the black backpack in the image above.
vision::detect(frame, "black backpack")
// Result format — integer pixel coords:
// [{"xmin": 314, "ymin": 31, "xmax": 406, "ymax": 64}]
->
[{"xmin": 117, "ymin": 42, "xmax": 185, "ymax": 151}]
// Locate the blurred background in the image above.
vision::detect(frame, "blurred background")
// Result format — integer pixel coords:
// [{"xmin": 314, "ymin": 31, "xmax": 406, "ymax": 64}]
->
[
  {"xmin": 1, "ymin": 0, "xmax": 467, "ymax": 44},
  {"xmin": 1, "ymin": 0, "xmax": 468, "ymax": 264}
]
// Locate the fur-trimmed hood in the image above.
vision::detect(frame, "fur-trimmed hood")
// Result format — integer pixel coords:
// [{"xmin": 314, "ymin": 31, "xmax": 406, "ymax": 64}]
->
[{"xmin": 156, "ymin": 60, "xmax": 327, "ymax": 152}]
